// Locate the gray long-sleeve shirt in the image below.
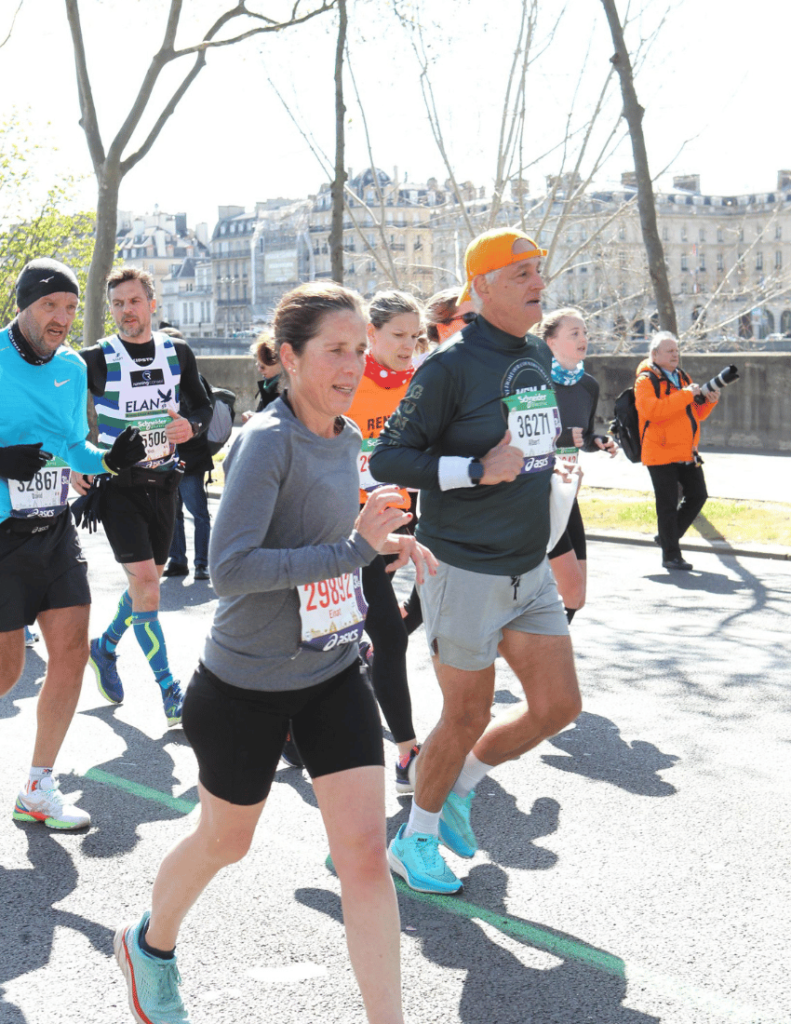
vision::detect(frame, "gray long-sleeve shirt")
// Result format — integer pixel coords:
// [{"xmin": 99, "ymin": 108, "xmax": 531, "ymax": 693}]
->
[{"xmin": 203, "ymin": 397, "xmax": 377, "ymax": 691}]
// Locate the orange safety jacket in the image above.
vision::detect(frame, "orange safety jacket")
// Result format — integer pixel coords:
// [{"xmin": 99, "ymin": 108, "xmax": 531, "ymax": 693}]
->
[
  {"xmin": 634, "ymin": 359, "xmax": 714, "ymax": 466},
  {"xmin": 346, "ymin": 352, "xmax": 414, "ymax": 504}
]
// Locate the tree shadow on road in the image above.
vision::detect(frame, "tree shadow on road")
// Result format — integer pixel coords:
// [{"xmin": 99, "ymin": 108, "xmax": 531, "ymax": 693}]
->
[
  {"xmin": 542, "ymin": 712, "xmax": 679, "ymax": 796},
  {"xmin": 68, "ymin": 707, "xmax": 197, "ymax": 860},
  {"xmin": 297, "ymin": 862, "xmax": 659, "ymax": 1024},
  {"xmin": 0, "ymin": 829, "xmax": 113, "ymax": 1023}
]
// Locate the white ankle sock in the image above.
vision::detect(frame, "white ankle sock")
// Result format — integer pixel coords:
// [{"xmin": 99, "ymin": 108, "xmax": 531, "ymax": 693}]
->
[
  {"xmin": 452, "ymin": 752, "xmax": 493, "ymax": 799},
  {"xmin": 27, "ymin": 766, "xmax": 53, "ymax": 793},
  {"xmin": 405, "ymin": 801, "xmax": 440, "ymax": 839}
]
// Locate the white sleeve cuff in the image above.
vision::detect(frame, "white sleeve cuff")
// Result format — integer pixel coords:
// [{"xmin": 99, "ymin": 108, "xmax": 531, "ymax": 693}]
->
[{"xmin": 438, "ymin": 456, "xmax": 475, "ymax": 491}]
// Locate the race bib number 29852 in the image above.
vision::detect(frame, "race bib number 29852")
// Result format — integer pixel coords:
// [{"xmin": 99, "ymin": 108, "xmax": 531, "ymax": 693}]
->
[{"xmin": 298, "ymin": 569, "xmax": 368, "ymax": 652}]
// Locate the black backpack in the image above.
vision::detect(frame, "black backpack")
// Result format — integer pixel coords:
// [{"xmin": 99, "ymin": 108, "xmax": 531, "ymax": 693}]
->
[
  {"xmin": 609, "ymin": 371, "xmax": 661, "ymax": 464},
  {"xmin": 200, "ymin": 373, "xmax": 237, "ymax": 456}
]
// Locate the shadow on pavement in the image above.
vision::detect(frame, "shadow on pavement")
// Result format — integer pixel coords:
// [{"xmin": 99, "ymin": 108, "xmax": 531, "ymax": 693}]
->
[
  {"xmin": 0, "ymin": 829, "xmax": 113, "ymax": 1023},
  {"xmin": 272, "ymin": 763, "xmax": 319, "ymax": 808},
  {"xmin": 69, "ymin": 707, "xmax": 197, "ymax": 859},
  {"xmin": 0, "ymin": 648, "xmax": 47, "ymax": 722},
  {"xmin": 542, "ymin": 712, "xmax": 679, "ymax": 796},
  {"xmin": 297, "ymin": 862, "xmax": 659, "ymax": 1024},
  {"xmin": 158, "ymin": 577, "xmax": 217, "ymax": 611}
]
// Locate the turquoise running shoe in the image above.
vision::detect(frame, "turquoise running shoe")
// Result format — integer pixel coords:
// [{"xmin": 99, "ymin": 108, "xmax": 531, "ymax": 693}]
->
[
  {"xmin": 387, "ymin": 824, "xmax": 462, "ymax": 894},
  {"xmin": 439, "ymin": 790, "xmax": 478, "ymax": 858},
  {"xmin": 114, "ymin": 911, "xmax": 190, "ymax": 1023},
  {"xmin": 161, "ymin": 682, "xmax": 184, "ymax": 728},
  {"xmin": 89, "ymin": 637, "xmax": 124, "ymax": 704}
]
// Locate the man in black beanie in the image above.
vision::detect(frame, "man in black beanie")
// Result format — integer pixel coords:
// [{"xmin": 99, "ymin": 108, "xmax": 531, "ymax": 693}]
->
[{"xmin": 0, "ymin": 258, "xmax": 146, "ymax": 831}]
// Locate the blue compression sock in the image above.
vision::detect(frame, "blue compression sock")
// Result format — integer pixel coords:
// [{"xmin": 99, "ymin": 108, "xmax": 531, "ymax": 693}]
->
[
  {"xmin": 132, "ymin": 611, "xmax": 174, "ymax": 691},
  {"xmin": 101, "ymin": 590, "xmax": 133, "ymax": 654}
]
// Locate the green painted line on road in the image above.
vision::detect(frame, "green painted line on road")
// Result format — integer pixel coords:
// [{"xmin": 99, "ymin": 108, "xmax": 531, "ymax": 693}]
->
[
  {"xmin": 324, "ymin": 854, "xmax": 623, "ymax": 978},
  {"xmin": 84, "ymin": 768, "xmax": 197, "ymax": 814},
  {"xmin": 393, "ymin": 878, "xmax": 625, "ymax": 978}
]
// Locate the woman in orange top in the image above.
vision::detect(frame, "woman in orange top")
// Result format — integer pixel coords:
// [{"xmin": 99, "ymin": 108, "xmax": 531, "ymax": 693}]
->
[{"xmin": 346, "ymin": 291, "xmax": 423, "ymax": 794}]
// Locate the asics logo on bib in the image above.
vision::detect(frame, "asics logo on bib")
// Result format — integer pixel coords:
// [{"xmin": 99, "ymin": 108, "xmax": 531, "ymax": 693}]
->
[
  {"xmin": 523, "ymin": 455, "xmax": 551, "ymax": 473},
  {"xmin": 322, "ymin": 626, "xmax": 363, "ymax": 652},
  {"xmin": 26, "ymin": 508, "xmax": 55, "ymax": 518}
]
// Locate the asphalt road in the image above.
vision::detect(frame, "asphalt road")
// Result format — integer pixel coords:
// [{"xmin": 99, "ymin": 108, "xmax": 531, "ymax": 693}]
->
[{"xmin": 1, "ymin": 505, "xmax": 789, "ymax": 1024}]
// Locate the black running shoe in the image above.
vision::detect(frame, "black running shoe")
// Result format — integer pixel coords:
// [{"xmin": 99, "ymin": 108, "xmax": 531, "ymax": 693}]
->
[
  {"xmin": 281, "ymin": 733, "xmax": 304, "ymax": 769},
  {"xmin": 395, "ymin": 743, "xmax": 421, "ymax": 795}
]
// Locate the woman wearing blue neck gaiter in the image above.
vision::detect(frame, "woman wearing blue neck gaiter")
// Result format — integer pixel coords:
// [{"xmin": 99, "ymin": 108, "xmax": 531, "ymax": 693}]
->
[{"xmin": 537, "ymin": 308, "xmax": 618, "ymax": 622}]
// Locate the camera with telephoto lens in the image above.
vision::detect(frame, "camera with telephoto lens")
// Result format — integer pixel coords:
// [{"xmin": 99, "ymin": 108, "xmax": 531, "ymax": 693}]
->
[{"xmin": 694, "ymin": 364, "xmax": 739, "ymax": 405}]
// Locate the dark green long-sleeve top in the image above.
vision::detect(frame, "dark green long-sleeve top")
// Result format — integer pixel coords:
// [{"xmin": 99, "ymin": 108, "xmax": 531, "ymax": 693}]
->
[{"xmin": 369, "ymin": 315, "xmax": 555, "ymax": 576}]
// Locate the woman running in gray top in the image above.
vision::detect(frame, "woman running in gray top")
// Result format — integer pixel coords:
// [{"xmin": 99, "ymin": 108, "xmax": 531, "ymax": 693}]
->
[{"xmin": 114, "ymin": 282, "xmax": 436, "ymax": 1024}]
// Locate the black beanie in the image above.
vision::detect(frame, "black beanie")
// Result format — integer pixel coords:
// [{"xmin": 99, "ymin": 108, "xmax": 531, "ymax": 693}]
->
[{"xmin": 15, "ymin": 258, "xmax": 80, "ymax": 312}]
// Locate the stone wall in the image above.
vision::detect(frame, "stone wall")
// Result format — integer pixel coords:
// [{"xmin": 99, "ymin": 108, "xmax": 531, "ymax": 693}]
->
[{"xmin": 197, "ymin": 352, "xmax": 791, "ymax": 452}]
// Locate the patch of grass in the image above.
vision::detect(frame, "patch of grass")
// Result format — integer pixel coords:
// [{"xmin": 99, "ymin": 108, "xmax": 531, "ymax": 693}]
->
[{"xmin": 580, "ymin": 488, "xmax": 791, "ymax": 547}]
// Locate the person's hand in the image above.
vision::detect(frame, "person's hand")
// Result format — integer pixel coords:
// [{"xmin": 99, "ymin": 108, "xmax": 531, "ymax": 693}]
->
[
  {"xmin": 165, "ymin": 409, "xmax": 194, "ymax": 444},
  {"xmin": 70, "ymin": 471, "xmax": 93, "ymax": 496},
  {"xmin": 571, "ymin": 426, "xmax": 584, "ymax": 448},
  {"xmin": 383, "ymin": 535, "xmax": 438, "ymax": 585},
  {"xmin": 595, "ymin": 436, "xmax": 619, "ymax": 457},
  {"xmin": 0, "ymin": 442, "xmax": 51, "ymax": 482},
  {"xmin": 104, "ymin": 425, "xmax": 146, "ymax": 472},
  {"xmin": 480, "ymin": 430, "xmax": 523, "ymax": 485},
  {"xmin": 686, "ymin": 383, "xmax": 701, "ymax": 398},
  {"xmin": 354, "ymin": 486, "xmax": 412, "ymax": 550},
  {"xmin": 705, "ymin": 390, "xmax": 720, "ymax": 405},
  {"xmin": 241, "ymin": 410, "xmax": 254, "ymax": 423}
]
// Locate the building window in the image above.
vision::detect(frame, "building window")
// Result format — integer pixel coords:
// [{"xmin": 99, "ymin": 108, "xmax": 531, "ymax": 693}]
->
[
  {"xmin": 618, "ymin": 226, "xmax": 626, "ymax": 240},
  {"xmin": 775, "ymin": 225, "xmax": 782, "ymax": 241},
  {"xmin": 681, "ymin": 227, "xmax": 687, "ymax": 242},
  {"xmin": 717, "ymin": 254, "xmax": 724, "ymax": 271},
  {"xmin": 699, "ymin": 228, "xmax": 706, "ymax": 242},
  {"xmin": 662, "ymin": 227, "xmax": 669, "ymax": 241},
  {"xmin": 756, "ymin": 252, "xmax": 763, "ymax": 271},
  {"xmin": 717, "ymin": 228, "xmax": 724, "ymax": 243},
  {"xmin": 776, "ymin": 251, "xmax": 783, "ymax": 269},
  {"xmin": 681, "ymin": 254, "xmax": 688, "ymax": 271},
  {"xmin": 681, "ymin": 279, "xmax": 688, "ymax": 294},
  {"xmin": 699, "ymin": 255, "xmax": 706, "ymax": 272}
]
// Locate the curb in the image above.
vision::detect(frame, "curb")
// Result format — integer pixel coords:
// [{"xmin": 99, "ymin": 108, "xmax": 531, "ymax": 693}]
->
[
  {"xmin": 206, "ymin": 490, "xmax": 789, "ymax": 562},
  {"xmin": 587, "ymin": 530, "xmax": 790, "ymax": 562}
]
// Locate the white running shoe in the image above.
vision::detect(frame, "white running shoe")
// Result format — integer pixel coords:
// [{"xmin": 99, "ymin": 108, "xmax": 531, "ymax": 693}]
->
[{"xmin": 12, "ymin": 776, "xmax": 91, "ymax": 830}]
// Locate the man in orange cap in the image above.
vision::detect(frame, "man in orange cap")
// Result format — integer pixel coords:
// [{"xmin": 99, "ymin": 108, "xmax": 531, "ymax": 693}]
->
[{"xmin": 371, "ymin": 227, "xmax": 582, "ymax": 894}]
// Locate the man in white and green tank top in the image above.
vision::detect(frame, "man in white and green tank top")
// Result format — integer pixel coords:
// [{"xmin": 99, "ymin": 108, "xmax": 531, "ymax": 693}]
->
[{"xmin": 73, "ymin": 267, "xmax": 212, "ymax": 726}]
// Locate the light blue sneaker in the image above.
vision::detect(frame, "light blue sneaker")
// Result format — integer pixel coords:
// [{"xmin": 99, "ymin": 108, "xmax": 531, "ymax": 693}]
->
[
  {"xmin": 439, "ymin": 790, "xmax": 478, "ymax": 858},
  {"xmin": 387, "ymin": 824, "xmax": 462, "ymax": 894},
  {"xmin": 161, "ymin": 682, "xmax": 184, "ymax": 728},
  {"xmin": 89, "ymin": 637, "xmax": 124, "ymax": 704},
  {"xmin": 114, "ymin": 911, "xmax": 190, "ymax": 1023}
]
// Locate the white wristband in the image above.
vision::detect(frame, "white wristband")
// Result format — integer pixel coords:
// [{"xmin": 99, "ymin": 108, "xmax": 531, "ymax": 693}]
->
[{"xmin": 438, "ymin": 456, "xmax": 476, "ymax": 491}]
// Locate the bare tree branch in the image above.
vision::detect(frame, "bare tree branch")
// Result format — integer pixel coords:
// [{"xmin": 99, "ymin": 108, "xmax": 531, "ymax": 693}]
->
[{"xmin": 0, "ymin": 0, "xmax": 24, "ymax": 49}]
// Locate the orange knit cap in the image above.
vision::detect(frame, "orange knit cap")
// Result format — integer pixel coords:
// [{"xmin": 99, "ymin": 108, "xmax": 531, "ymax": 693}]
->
[{"xmin": 458, "ymin": 227, "xmax": 547, "ymax": 303}]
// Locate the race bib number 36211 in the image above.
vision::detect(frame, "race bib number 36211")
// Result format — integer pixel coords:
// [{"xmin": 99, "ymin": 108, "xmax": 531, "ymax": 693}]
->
[
  {"xmin": 502, "ymin": 391, "xmax": 561, "ymax": 474},
  {"xmin": 298, "ymin": 569, "xmax": 368, "ymax": 652}
]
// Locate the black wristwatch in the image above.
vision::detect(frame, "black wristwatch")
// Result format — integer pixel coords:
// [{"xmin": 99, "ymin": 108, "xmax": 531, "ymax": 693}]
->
[{"xmin": 468, "ymin": 458, "xmax": 484, "ymax": 486}]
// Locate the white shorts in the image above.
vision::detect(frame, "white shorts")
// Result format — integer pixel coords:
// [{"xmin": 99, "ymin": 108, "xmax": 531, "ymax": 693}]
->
[{"xmin": 417, "ymin": 557, "xmax": 568, "ymax": 671}]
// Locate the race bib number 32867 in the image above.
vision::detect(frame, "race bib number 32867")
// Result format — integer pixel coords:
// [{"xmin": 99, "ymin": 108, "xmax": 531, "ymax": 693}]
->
[{"xmin": 502, "ymin": 391, "xmax": 561, "ymax": 474}]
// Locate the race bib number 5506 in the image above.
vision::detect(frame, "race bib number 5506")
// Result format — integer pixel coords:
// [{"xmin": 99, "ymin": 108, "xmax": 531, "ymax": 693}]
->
[{"xmin": 298, "ymin": 569, "xmax": 368, "ymax": 651}]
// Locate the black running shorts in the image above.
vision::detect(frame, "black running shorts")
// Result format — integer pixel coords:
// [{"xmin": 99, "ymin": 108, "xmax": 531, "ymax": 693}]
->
[
  {"xmin": 0, "ymin": 512, "xmax": 90, "ymax": 631},
  {"xmin": 182, "ymin": 659, "xmax": 385, "ymax": 805},
  {"xmin": 101, "ymin": 482, "xmax": 178, "ymax": 566},
  {"xmin": 548, "ymin": 498, "xmax": 587, "ymax": 562}
]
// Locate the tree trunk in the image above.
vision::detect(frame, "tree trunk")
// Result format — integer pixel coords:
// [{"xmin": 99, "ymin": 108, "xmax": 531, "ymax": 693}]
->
[
  {"xmin": 83, "ymin": 165, "xmax": 120, "ymax": 345},
  {"xmin": 330, "ymin": 0, "xmax": 347, "ymax": 284},
  {"xmin": 599, "ymin": 0, "xmax": 677, "ymax": 335}
]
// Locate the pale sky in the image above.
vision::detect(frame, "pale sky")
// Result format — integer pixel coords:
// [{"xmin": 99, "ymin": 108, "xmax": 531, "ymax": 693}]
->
[{"xmin": 2, "ymin": 0, "xmax": 787, "ymax": 233}]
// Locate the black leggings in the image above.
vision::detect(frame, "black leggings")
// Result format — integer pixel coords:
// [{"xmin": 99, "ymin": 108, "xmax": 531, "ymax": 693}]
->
[
  {"xmin": 361, "ymin": 555, "xmax": 416, "ymax": 744},
  {"xmin": 548, "ymin": 499, "xmax": 587, "ymax": 562}
]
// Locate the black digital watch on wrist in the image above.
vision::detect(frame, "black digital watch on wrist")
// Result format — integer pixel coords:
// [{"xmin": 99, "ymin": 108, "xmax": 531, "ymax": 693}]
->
[{"xmin": 468, "ymin": 458, "xmax": 484, "ymax": 486}]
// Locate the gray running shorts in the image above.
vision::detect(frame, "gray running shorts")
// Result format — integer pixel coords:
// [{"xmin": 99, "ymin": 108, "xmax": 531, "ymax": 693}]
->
[{"xmin": 417, "ymin": 556, "xmax": 568, "ymax": 671}]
